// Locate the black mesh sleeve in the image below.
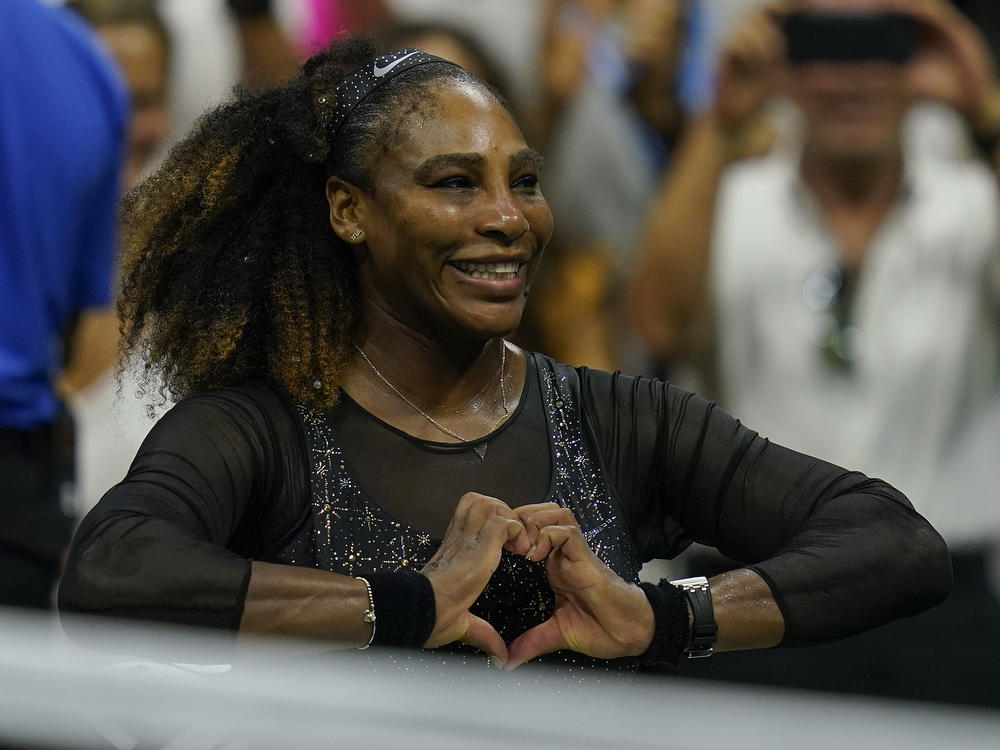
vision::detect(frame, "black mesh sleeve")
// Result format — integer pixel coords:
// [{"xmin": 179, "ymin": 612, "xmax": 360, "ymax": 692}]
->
[
  {"xmin": 58, "ymin": 381, "xmax": 308, "ymax": 630},
  {"xmin": 576, "ymin": 366, "xmax": 952, "ymax": 644}
]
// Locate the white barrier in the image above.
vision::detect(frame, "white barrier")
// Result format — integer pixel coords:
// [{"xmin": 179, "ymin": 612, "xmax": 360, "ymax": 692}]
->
[{"xmin": 1, "ymin": 608, "xmax": 997, "ymax": 750}]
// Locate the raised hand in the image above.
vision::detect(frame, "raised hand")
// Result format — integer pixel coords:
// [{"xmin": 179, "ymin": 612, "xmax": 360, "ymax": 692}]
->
[
  {"xmin": 714, "ymin": 2, "xmax": 796, "ymax": 132},
  {"xmin": 898, "ymin": 0, "xmax": 1000, "ymax": 127},
  {"xmin": 621, "ymin": 0, "xmax": 687, "ymax": 137},
  {"xmin": 505, "ymin": 503, "xmax": 654, "ymax": 670},
  {"xmin": 420, "ymin": 492, "xmax": 531, "ymax": 666}
]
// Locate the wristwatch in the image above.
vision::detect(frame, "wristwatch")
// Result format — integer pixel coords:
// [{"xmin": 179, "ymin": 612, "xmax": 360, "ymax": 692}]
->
[{"xmin": 670, "ymin": 576, "xmax": 718, "ymax": 658}]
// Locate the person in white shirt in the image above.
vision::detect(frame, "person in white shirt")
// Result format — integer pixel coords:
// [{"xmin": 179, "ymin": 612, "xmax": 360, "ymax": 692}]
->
[{"xmin": 630, "ymin": 0, "xmax": 1000, "ymax": 707}]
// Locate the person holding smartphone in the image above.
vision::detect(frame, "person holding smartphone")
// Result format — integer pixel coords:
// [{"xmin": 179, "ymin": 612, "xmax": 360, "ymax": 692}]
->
[{"xmin": 630, "ymin": 0, "xmax": 1000, "ymax": 706}]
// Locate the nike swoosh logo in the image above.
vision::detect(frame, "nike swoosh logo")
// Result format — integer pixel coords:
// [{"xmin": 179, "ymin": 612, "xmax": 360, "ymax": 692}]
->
[{"xmin": 373, "ymin": 51, "xmax": 421, "ymax": 78}]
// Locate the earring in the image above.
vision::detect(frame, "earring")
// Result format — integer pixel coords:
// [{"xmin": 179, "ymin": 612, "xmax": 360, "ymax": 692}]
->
[{"xmin": 349, "ymin": 228, "xmax": 363, "ymax": 242}]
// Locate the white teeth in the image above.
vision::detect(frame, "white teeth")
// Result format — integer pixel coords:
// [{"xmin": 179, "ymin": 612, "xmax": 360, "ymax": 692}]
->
[{"xmin": 452, "ymin": 261, "xmax": 520, "ymax": 280}]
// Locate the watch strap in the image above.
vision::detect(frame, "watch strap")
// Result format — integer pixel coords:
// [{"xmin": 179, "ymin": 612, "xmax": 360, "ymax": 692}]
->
[{"xmin": 670, "ymin": 576, "xmax": 718, "ymax": 658}]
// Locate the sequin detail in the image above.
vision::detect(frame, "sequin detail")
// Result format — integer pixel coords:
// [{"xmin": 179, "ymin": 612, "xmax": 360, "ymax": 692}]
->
[{"xmin": 277, "ymin": 356, "xmax": 642, "ymax": 671}]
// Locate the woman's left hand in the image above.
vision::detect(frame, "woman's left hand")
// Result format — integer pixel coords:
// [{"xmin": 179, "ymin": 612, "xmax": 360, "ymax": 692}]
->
[{"xmin": 505, "ymin": 503, "xmax": 655, "ymax": 669}]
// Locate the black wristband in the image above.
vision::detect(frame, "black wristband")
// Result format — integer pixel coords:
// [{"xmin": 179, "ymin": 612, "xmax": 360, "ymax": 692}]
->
[
  {"xmin": 226, "ymin": 0, "xmax": 272, "ymax": 19},
  {"xmin": 636, "ymin": 580, "xmax": 691, "ymax": 670},
  {"xmin": 363, "ymin": 571, "xmax": 436, "ymax": 649}
]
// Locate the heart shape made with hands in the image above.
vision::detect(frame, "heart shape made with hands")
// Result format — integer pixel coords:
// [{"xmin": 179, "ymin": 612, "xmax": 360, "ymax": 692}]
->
[
  {"xmin": 504, "ymin": 503, "xmax": 655, "ymax": 670},
  {"xmin": 420, "ymin": 495, "xmax": 654, "ymax": 670}
]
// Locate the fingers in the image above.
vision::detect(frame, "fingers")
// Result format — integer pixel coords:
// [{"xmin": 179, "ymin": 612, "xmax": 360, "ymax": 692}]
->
[
  {"xmin": 461, "ymin": 614, "xmax": 510, "ymax": 667},
  {"xmin": 902, "ymin": 0, "xmax": 995, "ymax": 114},
  {"xmin": 514, "ymin": 503, "xmax": 580, "ymax": 559},
  {"xmin": 725, "ymin": 4, "xmax": 786, "ymax": 73},
  {"xmin": 423, "ymin": 494, "xmax": 526, "ymax": 623},
  {"xmin": 451, "ymin": 491, "xmax": 515, "ymax": 533},
  {"xmin": 483, "ymin": 514, "xmax": 532, "ymax": 558},
  {"xmin": 532, "ymin": 524, "xmax": 592, "ymax": 565},
  {"xmin": 715, "ymin": 3, "xmax": 791, "ymax": 127},
  {"xmin": 444, "ymin": 492, "xmax": 532, "ymax": 556},
  {"xmin": 505, "ymin": 618, "xmax": 568, "ymax": 671}
]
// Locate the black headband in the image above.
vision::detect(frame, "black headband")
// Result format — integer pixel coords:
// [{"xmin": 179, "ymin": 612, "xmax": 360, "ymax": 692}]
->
[{"xmin": 325, "ymin": 49, "xmax": 461, "ymax": 136}]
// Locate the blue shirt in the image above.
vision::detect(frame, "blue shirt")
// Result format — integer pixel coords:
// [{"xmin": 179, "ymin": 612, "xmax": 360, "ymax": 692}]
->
[{"xmin": 0, "ymin": 0, "xmax": 128, "ymax": 428}]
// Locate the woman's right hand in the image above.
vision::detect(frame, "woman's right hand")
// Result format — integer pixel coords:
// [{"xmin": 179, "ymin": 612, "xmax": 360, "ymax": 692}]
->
[{"xmin": 419, "ymin": 492, "xmax": 531, "ymax": 665}]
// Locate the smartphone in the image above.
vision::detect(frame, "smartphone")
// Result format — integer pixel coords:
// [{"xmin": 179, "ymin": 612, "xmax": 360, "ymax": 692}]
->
[{"xmin": 782, "ymin": 12, "xmax": 920, "ymax": 65}]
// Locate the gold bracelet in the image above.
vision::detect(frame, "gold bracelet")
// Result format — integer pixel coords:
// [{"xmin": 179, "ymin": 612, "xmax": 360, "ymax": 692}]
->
[{"xmin": 355, "ymin": 576, "xmax": 377, "ymax": 650}]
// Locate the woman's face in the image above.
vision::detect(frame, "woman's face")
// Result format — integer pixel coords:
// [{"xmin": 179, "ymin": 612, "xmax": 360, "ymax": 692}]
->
[{"xmin": 352, "ymin": 82, "xmax": 553, "ymax": 343}]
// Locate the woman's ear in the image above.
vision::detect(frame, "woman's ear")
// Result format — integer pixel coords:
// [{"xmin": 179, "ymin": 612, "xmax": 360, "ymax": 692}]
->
[{"xmin": 325, "ymin": 176, "xmax": 367, "ymax": 245}]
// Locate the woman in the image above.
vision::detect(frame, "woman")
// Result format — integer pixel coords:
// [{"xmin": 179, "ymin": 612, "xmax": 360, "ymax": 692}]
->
[{"xmin": 58, "ymin": 38, "xmax": 951, "ymax": 671}]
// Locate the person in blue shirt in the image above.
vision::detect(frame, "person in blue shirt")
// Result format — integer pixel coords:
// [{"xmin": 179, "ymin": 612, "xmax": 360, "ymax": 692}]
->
[{"xmin": 0, "ymin": 0, "xmax": 127, "ymax": 609}]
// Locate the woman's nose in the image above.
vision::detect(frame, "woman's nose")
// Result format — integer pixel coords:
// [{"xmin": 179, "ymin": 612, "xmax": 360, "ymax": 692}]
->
[{"xmin": 478, "ymin": 189, "xmax": 529, "ymax": 244}]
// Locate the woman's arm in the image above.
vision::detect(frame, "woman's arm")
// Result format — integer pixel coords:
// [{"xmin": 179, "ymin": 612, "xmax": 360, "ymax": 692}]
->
[
  {"xmin": 240, "ymin": 562, "xmax": 375, "ymax": 646},
  {"xmin": 580, "ymin": 369, "xmax": 952, "ymax": 648},
  {"xmin": 709, "ymin": 568, "xmax": 783, "ymax": 651},
  {"xmin": 58, "ymin": 383, "xmax": 300, "ymax": 629},
  {"xmin": 242, "ymin": 492, "xmax": 533, "ymax": 663},
  {"xmin": 502, "ymin": 503, "xmax": 781, "ymax": 669},
  {"xmin": 59, "ymin": 386, "xmax": 530, "ymax": 661}
]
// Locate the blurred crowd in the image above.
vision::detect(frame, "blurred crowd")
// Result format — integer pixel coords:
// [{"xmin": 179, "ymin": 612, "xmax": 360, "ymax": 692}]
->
[{"xmin": 3, "ymin": 0, "xmax": 999, "ymax": 709}]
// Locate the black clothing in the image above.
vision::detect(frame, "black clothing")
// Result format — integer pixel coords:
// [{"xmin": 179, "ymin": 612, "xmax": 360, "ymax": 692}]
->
[
  {"xmin": 678, "ymin": 546, "xmax": 1000, "ymax": 707},
  {"xmin": 278, "ymin": 356, "xmax": 644, "ymax": 669},
  {"xmin": 1, "ymin": 414, "xmax": 76, "ymax": 608},
  {"xmin": 59, "ymin": 354, "xmax": 952, "ymax": 649}
]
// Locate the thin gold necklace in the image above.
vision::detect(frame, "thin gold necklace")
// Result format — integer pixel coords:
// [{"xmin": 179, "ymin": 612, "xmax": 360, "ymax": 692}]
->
[{"xmin": 353, "ymin": 340, "xmax": 509, "ymax": 461}]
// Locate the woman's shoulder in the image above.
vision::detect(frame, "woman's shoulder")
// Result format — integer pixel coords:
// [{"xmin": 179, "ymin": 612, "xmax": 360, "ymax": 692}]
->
[
  {"xmin": 526, "ymin": 350, "xmax": 675, "ymax": 401},
  {"xmin": 525, "ymin": 351, "xmax": 726, "ymax": 437},
  {"xmin": 149, "ymin": 378, "xmax": 301, "ymax": 449}
]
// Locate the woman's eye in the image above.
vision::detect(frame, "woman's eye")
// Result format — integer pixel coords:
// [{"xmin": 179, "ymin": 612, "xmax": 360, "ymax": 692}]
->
[{"xmin": 434, "ymin": 176, "xmax": 474, "ymax": 189}]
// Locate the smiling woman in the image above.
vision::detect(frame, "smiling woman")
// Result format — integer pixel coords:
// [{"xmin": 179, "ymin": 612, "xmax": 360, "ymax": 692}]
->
[{"xmin": 58, "ymin": 37, "xmax": 951, "ymax": 674}]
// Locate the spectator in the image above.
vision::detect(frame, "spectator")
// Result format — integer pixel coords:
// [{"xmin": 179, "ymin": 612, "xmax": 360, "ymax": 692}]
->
[
  {"xmin": 0, "ymin": 0, "xmax": 127, "ymax": 609},
  {"xmin": 61, "ymin": 0, "xmax": 174, "ymax": 519},
  {"xmin": 67, "ymin": 0, "xmax": 171, "ymax": 187},
  {"xmin": 540, "ymin": 0, "xmax": 719, "ymax": 371},
  {"xmin": 64, "ymin": 0, "xmax": 302, "ymax": 516},
  {"xmin": 630, "ymin": 0, "xmax": 1000, "ymax": 706}
]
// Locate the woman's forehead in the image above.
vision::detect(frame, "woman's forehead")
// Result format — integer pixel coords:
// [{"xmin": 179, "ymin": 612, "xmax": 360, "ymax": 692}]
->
[{"xmin": 384, "ymin": 82, "xmax": 525, "ymax": 165}]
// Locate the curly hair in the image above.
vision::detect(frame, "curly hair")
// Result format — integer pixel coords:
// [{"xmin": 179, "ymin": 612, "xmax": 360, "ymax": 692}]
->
[{"xmin": 118, "ymin": 36, "xmax": 494, "ymax": 409}]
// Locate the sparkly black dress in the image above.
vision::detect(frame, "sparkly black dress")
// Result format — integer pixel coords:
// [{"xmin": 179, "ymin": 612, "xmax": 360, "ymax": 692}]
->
[
  {"xmin": 277, "ymin": 356, "xmax": 643, "ymax": 669},
  {"xmin": 59, "ymin": 353, "xmax": 951, "ymax": 666}
]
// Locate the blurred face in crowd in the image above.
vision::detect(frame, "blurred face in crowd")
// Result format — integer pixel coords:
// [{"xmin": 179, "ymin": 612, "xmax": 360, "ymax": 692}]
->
[
  {"xmin": 97, "ymin": 21, "xmax": 170, "ymax": 187},
  {"xmin": 787, "ymin": 0, "xmax": 913, "ymax": 162}
]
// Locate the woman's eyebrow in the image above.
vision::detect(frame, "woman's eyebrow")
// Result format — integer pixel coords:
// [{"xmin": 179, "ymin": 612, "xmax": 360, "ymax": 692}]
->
[
  {"xmin": 511, "ymin": 148, "xmax": 544, "ymax": 170},
  {"xmin": 413, "ymin": 149, "xmax": 544, "ymax": 180},
  {"xmin": 414, "ymin": 153, "xmax": 486, "ymax": 180}
]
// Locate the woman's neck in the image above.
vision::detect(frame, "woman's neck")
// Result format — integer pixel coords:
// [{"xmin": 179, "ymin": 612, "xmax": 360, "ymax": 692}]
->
[{"xmin": 342, "ymin": 316, "xmax": 521, "ymax": 442}]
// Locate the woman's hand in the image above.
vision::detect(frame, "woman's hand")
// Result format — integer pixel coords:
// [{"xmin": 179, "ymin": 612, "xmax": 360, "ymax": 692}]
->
[
  {"xmin": 505, "ymin": 503, "xmax": 655, "ymax": 670},
  {"xmin": 420, "ymin": 492, "xmax": 531, "ymax": 665}
]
